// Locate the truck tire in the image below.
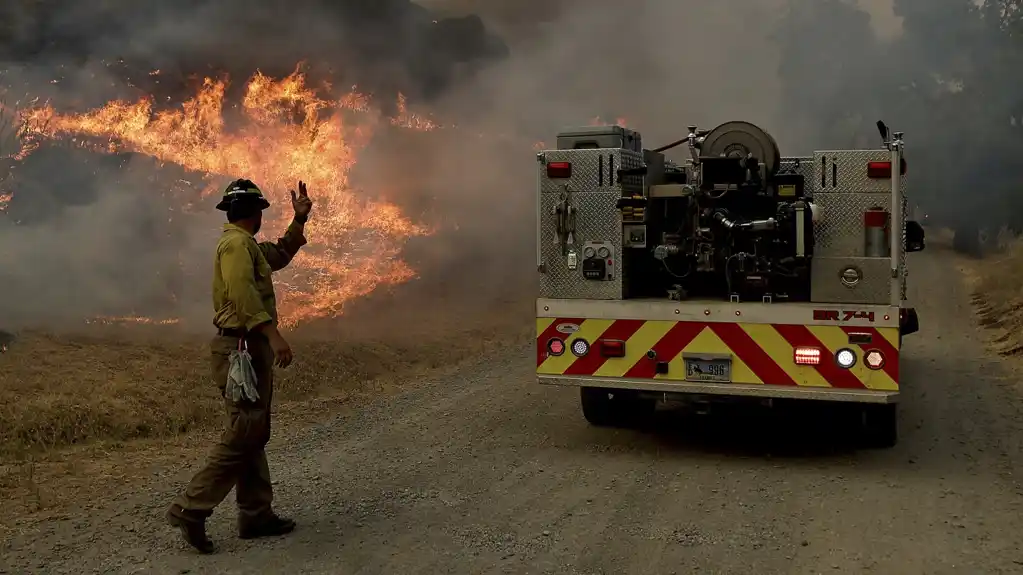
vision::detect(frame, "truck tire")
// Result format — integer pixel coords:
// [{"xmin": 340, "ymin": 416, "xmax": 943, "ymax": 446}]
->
[
  {"xmin": 580, "ymin": 387, "xmax": 655, "ymax": 428},
  {"xmin": 861, "ymin": 403, "xmax": 898, "ymax": 448}
]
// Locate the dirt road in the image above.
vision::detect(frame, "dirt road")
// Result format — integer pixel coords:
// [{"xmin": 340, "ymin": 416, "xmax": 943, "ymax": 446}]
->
[{"xmin": 4, "ymin": 248, "xmax": 1023, "ymax": 574}]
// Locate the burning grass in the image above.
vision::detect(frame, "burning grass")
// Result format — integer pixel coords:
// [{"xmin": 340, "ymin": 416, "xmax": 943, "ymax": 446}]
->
[{"xmin": 16, "ymin": 69, "xmax": 439, "ymax": 326}]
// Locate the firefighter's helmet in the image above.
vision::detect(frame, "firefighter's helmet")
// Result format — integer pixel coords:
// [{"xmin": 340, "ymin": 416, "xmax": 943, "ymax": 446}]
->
[{"xmin": 215, "ymin": 179, "xmax": 271, "ymax": 212}]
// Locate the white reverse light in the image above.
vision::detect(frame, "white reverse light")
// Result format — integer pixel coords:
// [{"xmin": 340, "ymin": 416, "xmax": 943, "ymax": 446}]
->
[
  {"xmin": 835, "ymin": 348, "xmax": 856, "ymax": 369},
  {"xmin": 571, "ymin": 338, "xmax": 590, "ymax": 357}
]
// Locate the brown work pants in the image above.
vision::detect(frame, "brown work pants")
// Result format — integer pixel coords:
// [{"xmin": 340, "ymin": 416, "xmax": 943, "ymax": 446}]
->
[{"xmin": 171, "ymin": 334, "xmax": 275, "ymax": 524}]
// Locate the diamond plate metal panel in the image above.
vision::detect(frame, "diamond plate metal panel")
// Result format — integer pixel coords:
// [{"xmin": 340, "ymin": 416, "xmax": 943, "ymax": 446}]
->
[
  {"xmin": 806, "ymin": 147, "xmax": 910, "ymax": 302},
  {"xmin": 812, "ymin": 150, "xmax": 902, "ymax": 194},
  {"xmin": 814, "ymin": 193, "xmax": 893, "ymax": 257},
  {"xmin": 537, "ymin": 148, "xmax": 645, "ymax": 300},
  {"xmin": 539, "ymin": 192, "xmax": 624, "ymax": 299},
  {"xmin": 811, "ymin": 257, "xmax": 891, "ymax": 305}
]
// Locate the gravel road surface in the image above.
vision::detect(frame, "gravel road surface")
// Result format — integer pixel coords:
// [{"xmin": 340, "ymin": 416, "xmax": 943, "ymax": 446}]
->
[{"xmin": 4, "ymin": 248, "xmax": 1023, "ymax": 574}]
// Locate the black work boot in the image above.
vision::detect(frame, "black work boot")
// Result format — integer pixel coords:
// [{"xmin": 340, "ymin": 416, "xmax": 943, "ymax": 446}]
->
[
  {"xmin": 239, "ymin": 513, "xmax": 296, "ymax": 539},
  {"xmin": 167, "ymin": 505, "xmax": 215, "ymax": 554}
]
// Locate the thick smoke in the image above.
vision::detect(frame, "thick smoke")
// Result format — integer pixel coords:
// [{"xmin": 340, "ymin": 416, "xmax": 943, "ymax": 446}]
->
[
  {"xmin": 401, "ymin": 0, "xmax": 903, "ymax": 304},
  {"xmin": 0, "ymin": 0, "xmax": 508, "ymax": 329},
  {"xmin": 428, "ymin": 0, "xmax": 900, "ymax": 145},
  {"xmin": 3, "ymin": 0, "xmax": 949, "ymax": 329},
  {"xmin": 429, "ymin": 0, "xmax": 1023, "ymax": 257},
  {"xmin": 768, "ymin": 0, "xmax": 1023, "ymax": 247}
]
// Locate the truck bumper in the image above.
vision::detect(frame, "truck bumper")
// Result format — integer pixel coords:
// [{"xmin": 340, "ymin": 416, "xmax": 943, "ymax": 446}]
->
[
  {"xmin": 537, "ymin": 301, "xmax": 903, "ymax": 406},
  {"xmin": 900, "ymin": 307, "xmax": 919, "ymax": 337},
  {"xmin": 539, "ymin": 374, "xmax": 899, "ymax": 404}
]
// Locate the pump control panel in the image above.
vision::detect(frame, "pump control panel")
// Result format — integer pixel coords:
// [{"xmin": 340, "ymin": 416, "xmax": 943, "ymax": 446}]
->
[{"xmin": 582, "ymin": 241, "xmax": 614, "ymax": 280}]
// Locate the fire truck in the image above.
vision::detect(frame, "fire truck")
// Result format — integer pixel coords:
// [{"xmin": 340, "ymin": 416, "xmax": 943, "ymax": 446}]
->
[{"xmin": 535, "ymin": 120, "xmax": 924, "ymax": 447}]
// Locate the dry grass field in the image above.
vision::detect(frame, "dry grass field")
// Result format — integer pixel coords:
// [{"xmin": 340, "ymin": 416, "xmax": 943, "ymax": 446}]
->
[
  {"xmin": 964, "ymin": 234, "xmax": 1023, "ymax": 358},
  {"xmin": 0, "ymin": 285, "xmax": 532, "ymax": 530}
]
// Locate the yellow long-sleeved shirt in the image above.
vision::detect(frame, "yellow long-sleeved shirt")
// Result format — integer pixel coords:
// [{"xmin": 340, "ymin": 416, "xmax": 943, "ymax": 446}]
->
[{"xmin": 212, "ymin": 221, "xmax": 307, "ymax": 331}]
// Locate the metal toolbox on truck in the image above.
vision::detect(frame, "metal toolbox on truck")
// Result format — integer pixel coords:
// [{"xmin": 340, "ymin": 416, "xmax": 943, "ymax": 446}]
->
[{"xmin": 556, "ymin": 125, "xmax": 643, "ymax": 152}]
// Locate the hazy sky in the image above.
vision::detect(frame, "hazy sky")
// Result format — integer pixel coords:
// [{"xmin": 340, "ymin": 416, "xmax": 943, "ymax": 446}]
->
[
  {"xmin": 421, "ymin": 0, "xmax": 903, "ymax": 39},
  {"xmin": 857, "ymin": 0, "xmax": 902, "ymax": 38}
]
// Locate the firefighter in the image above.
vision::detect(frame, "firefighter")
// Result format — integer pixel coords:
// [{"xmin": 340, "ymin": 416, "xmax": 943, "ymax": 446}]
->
[{"xmin": 166, "ymin": 178, "xmax": 312, "ymax": 553}]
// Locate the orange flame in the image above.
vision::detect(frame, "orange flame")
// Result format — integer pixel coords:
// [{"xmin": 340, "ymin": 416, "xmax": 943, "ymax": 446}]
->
[
  {"xmin": 86, "ymin": 315, "xmax": 181, "ymax": 326},
  {"xmin": 19, "ymin": 69, "xmax": 437, "ymax": 326},
  {"xmin": 392, "ymin": 93, "xmax": 438, "ymax": 130},
  {"xmin": 588, "ymin": 116, "xmax": 628, "ymax": 128}
]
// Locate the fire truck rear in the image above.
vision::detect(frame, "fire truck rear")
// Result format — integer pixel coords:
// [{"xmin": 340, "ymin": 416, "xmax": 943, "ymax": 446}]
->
[{"xmin": 535, "ymin": 120, "xmax": 925, "ymax": 447}]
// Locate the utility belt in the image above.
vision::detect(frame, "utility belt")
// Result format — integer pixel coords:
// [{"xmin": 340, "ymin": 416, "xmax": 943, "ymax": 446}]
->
[{"xmin": 216, "ymin": 327, "xmax": 266, "ymax": 339}]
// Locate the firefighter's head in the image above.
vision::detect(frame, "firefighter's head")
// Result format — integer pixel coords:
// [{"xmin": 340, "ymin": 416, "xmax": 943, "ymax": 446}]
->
[{"xmin": 217, "ymin": 179, "xmax": 270, "ymax": 234}]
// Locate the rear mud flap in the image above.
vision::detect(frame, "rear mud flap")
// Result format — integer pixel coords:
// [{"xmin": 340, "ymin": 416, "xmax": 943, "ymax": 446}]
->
[{"xmin": 900, "ymin": 307, "xmax": 919, "ymax": 337}]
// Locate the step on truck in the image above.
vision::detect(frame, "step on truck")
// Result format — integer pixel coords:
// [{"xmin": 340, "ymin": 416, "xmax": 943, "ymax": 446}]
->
[{"xmin": 535, "ymin": 120, "xmax": 925, "ymax": 447}]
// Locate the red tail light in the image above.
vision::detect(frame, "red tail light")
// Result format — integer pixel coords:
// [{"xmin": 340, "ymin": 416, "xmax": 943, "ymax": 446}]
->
[
  {"xmin": 546, "ymin": 161, "xmax": 572, "ymax": 179},
  {"xmin": 547, "ymin": 338, "xmax": 565, "ymax": 357},
  {"xmin": 599, "ymin": 339, "xmax": 626, "ymax": 358},
  {"xmin": 794, "ymin": 346, "xmax": 821, "ymax": 365},
  {"xmin": 866, "ymin": 158, "xmax": 907, "ymax": 179}
]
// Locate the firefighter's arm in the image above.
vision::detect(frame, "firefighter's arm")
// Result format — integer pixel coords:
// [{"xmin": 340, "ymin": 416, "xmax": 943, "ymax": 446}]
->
[
  {"xmin": 257, "ymin": 218, "xmax": 308, "ymax": 272},
  {"xmin": 221, "ymin": 240, "xmax": 273, "ymax": 331}
]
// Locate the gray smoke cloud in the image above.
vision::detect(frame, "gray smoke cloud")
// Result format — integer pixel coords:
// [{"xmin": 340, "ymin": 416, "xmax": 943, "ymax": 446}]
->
[
  {"xmin": 3, "ymin": 0, "xmax": 943, "ymax": 330},
  {"xmin": 768, "ymin": 0, "xmax": 1023, "ymax": 242},
  {"xmin": 433, "ymin": 0, "xmax": 1023, "ymax": 251},
  {"xmin": 399, "ymin": 0, "xmax": 902, "ymax": 304},
  {"xmin": 433, "ymin": 0, "xmax": 788, "ymax": 147},
  {"xmin": 429, "ymin": 0, "xmax": 898, "ymax": 145},
  {"xmin": 0, "ymin": 0, "xmax": 508, "ymax": 329}
]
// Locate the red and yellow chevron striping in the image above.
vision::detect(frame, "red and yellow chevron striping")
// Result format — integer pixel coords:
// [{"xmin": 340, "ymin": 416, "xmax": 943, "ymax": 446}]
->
[{"xmin": 536, "ymin": 318, "xmax": 899, "ymax": 391}]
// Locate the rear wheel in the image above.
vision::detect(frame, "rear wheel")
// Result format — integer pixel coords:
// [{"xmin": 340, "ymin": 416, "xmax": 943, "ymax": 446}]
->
[
  {"xmin": 580, "ymin": 387, "xmax": 655, "ymax": 428},
  {"xmin": 861, "ymin": 403, "xmax": 898, "ymax": 448}
]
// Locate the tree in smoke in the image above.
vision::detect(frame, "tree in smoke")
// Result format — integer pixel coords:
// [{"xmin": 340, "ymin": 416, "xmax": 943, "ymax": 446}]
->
[
  {"xmin": 775, "ymin": 0, "xmax": 1023, "ymax": 254},
  {"xmin": 774, "ymin": 0, "xmax": 882, "ymax": 151}
]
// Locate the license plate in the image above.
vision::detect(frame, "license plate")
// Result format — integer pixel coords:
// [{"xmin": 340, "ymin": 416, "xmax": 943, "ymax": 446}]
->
[{"xmin": 684, "ymin": 358, "xmax": 732, "ymax": 382}]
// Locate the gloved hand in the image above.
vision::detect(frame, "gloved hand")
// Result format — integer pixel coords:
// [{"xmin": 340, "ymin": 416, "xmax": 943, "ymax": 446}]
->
[
  {"xmin": 225, "ymin": 348, "xmax": 260, "ymax": 404},
  {"xmin": 291, "ymin": 180, "xmax": 312, "ymax": 222}
]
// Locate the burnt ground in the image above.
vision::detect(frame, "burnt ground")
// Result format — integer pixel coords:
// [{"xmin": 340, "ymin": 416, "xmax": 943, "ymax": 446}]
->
[{"xmin": 3, "ymin": 245, "xmax": 1023, "ymax": 574}]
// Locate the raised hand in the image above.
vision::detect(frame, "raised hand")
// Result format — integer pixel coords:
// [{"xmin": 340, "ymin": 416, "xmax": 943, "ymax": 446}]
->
[{"xmin": 291, "ymin": 180, "xmax": 312, "ymax": 220}]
